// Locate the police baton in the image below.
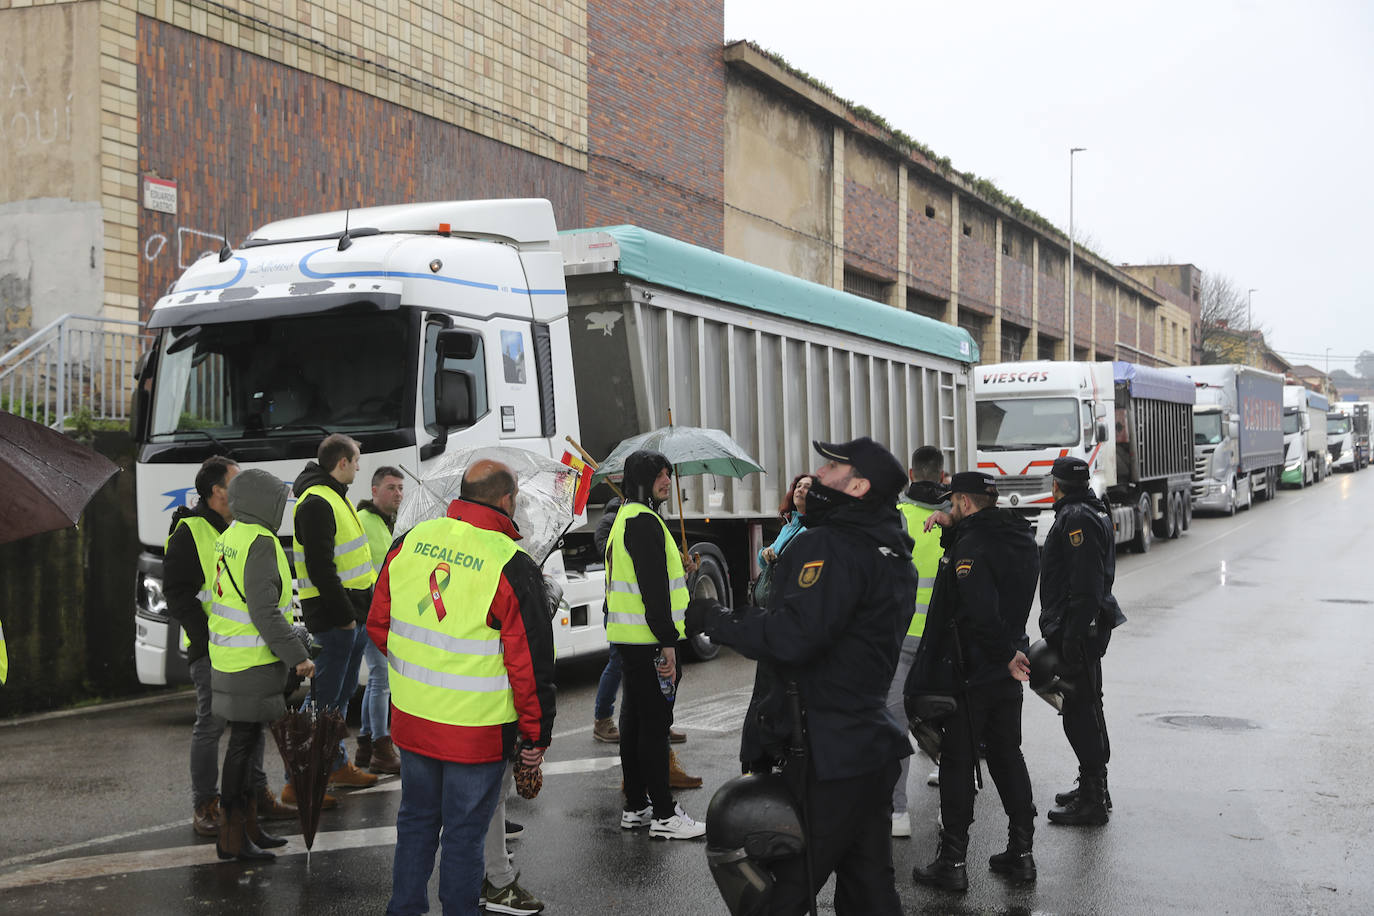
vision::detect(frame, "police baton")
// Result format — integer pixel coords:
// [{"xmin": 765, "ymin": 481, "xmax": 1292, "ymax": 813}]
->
[{"xmin": 786, "ymin": 680, "xmax": 820, "ymax": 916}]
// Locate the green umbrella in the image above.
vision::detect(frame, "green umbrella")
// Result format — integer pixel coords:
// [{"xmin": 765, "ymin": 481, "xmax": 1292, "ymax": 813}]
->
[{"xmin": 589, "ymin": 424, "xmax": 763, "ymax": 486}]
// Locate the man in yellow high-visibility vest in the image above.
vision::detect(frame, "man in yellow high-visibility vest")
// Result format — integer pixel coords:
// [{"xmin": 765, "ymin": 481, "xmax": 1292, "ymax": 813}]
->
[
  {"xmin": 606, "ymin": 450, "xmax": 706, "ymax": 841},
  {"xmin": 368, "ymin": 458, "xmax": 556, "ymax": 916},
  {"xmin": 290, "ymin": 433, "xmax": 378, "ymax": 793},
  {"xmin": 887, "ymin": 445, "xmax": 950, "ymax": 838}
]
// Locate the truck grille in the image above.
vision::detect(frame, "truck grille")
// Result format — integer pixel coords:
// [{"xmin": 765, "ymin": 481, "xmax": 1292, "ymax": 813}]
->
[
  {"xmin": 996, "ymin": 474, "xmax": 1049, "ymax": 498},
  {"xmin": 1193, "ymin": 448, "xmax": 1212, "ymax": 483}
]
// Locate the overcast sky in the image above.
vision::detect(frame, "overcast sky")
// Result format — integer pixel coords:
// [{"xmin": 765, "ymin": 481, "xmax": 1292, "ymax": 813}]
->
[{"xmin": 724, "ymin": 0, "xmax": 1373, "ymax": 372}]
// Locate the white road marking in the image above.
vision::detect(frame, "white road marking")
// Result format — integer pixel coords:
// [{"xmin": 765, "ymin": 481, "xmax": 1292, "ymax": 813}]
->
[
  {"xmin": 0, "ymin": 827, "xmax": 398, "ymax": 891},
  {"xmin": 0, "ymin": 820, "xmax": 188, "ymax": 869}
]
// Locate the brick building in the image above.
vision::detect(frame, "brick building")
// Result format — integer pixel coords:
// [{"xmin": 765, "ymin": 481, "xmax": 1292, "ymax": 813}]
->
[{"xmin": 2, "ymin": 0, "xmax": 1191, "ymax": 376}]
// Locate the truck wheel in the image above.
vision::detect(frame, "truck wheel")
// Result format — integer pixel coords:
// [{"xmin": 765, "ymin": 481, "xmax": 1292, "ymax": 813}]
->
[
  {"xmin": 1168, "ymin": 492, "xmax": 1184, "ymax": 538},
  {"xmin": 1182, "ymin": 491, "xmax": 1193, "ymax": 530},
  {"xmin": 1132, "ymin": 494, "xmax": 1153, "ymax": 554},
  {"xmin": 1153, "ymin": 491, "xmax": 1173, "ymax": 539},
  {"xmin": 683, "ymin": 552, "xmax": 726, "ymax": 661},
  {"xmin": 1226, "ymin": 478, "xmax": 1238, "ymax": 517}
]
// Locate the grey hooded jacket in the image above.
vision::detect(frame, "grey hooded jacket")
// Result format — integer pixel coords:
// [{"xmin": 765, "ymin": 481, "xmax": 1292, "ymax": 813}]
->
[{"xmin": 211, "ymin": 468, "xmax": 310, "ymax": 723}]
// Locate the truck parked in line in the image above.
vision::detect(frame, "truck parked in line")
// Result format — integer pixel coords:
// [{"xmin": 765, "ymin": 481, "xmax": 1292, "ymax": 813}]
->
[
  {"xmin": 1326, "ymin": 402, "xmax": 1369, "ymax": 472},
  {"xmin": 1162, "ymin": 364, "xmax": 1285, "ymax": 513},
  {"xmin": 974, "ymin": 360, "xmax": 1194, "ymax": 552},
  {"xmin": 1281, "ymin": 385, "xmax": 1330, "ymax": 487},
  {"xmin": 130, "ymin": 200, "xmax": 978, "ymax": 685}
]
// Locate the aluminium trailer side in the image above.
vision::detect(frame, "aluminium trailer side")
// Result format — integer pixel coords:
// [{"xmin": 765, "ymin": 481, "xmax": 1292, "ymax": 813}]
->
[
  {"xmin": 557, "ymin": 225, "xmax": 978, "ymax": 600},
  {"xmin": 1112, "ymin": 361, "xmax": 1196, "ymax": 545}
]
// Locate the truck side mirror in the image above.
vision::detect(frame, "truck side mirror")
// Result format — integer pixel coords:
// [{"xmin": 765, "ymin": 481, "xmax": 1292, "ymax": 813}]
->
[
  {"xmin": 437, "ymin": 328, "xmax": 480, "ymax": 360},
  {"xmin": 435, "ymin": 370, "xmax": 474, "ymax": 428},
  {"xmin": 1096, "ymin": 422, "xmax": 1109, "ymax": 443},
  {"xmin": 1227, "ymin": 419, "xmax": 1239, "ymax": 440}
]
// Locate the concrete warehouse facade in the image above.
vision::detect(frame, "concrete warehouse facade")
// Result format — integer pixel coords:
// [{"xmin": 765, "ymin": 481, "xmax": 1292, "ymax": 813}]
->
[{"xmin": 1, "ymin": 0, "xmax": 1193, "ymax": 377}]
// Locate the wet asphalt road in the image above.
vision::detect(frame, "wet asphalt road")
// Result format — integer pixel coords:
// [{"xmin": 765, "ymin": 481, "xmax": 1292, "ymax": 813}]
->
[{"xmin": 4, "ymin": 471, "xmax": 1374, "ymax": 914}]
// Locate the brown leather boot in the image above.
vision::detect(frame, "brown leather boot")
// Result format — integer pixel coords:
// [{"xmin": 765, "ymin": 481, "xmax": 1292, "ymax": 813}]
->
[
  {"xmin": 245, "ymin": 796, "xmax": 287, "ymax": 849},
  {"xmin": 281, "ymin": 782, "xmax": 339, "ymax": 810},
  {"xmin": 193, "ymin": 797, "xmax": 221, "ymax": 837},
  {"xmin": 368, "ymin": 737, "xmax": 401, "ymax": 775},
  {"xmin": 329, "ymin": 761, "xmax": 379, "ymax": 788},
  {"xmin": 593, "ymin": 717, "xmax": 620, "ymax": 743},
  {"xmin": 354, "ymin": 734, "xmax": 373, "ymax": 769},
  {"xmin": 216, "ymin": 803, "xmax": 275, "ymax": 862},
  {"xmin": 668, "ymin": 750, "xmax": 703, "ymax": 789},
  {"xmin": 256, "ymin": 785, "xmax": 297, "ymax": 821}
]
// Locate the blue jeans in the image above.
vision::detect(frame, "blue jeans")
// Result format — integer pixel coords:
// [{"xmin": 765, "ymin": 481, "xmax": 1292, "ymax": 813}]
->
[
  {"xmin": 360, "ymin": 637, "xmax": 391, "ymax": 739},
  {"xmin": 388, "ymin": 749, "xmax": 505, "ymax": 916},
  {"xmin": 594, "ymin": 641, "xmax": 623, "ymax": 721},
  {"xmin": 312, "ymin": 624, "xmax": 367, "ymax": 769}
]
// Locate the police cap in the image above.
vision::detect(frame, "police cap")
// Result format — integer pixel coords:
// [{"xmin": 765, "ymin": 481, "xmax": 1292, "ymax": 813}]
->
[
  {"xmin": 947, "ymin": 470, "xmax": 998, "ymax": 497},
  {"xmin": 813, "ymin": 437, "xmax": 906, "ymax": 501},
  {"xmin": 1051, "ymin": 456, "xmax": 1091, "ymax": 483}
]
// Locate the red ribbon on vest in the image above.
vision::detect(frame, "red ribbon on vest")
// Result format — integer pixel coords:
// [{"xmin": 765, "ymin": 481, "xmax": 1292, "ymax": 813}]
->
[{"xmin": 420, "ymin": 562, "xmax": 451, "ymax": 621}]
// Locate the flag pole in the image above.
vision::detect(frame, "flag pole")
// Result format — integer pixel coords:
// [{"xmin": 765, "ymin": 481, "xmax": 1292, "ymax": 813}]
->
[
  {"xmin": 667, "ymin": 408, "xmax": 689, "ymax": 555},
  {"xmin": 565, "ymin": 434, "xmax": 622, "ymax": 498}
]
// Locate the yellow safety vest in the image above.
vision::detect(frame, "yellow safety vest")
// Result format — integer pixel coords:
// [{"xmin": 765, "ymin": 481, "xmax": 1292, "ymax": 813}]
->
[
  {"xmin": 605, "ymin": 502, "xmax": 688, "ymax": 645},
  {"xmin": 166, "ymin": 515, "xmax": 217, "ymax": 651},
  {"xmin": 0, "ymin": 618, "xmax": 8, "ymax": 684},
  {"xmin": 897, "ymin": 501, "xmax": 945, "ymax": 639},
  {"xmin": 358, "ymin": 506, "xmax": 393, "ymax": 574},
  {"xmin": 385, "ymin": 516, "xmax": 520, "ymax": 726},
  {"xmin": 208, "ymin": 522, "xmax": 293, "ymax": 673},
  {"xmin": 292, "ymin": 484, "xmax": 377, "ymax": 599}
]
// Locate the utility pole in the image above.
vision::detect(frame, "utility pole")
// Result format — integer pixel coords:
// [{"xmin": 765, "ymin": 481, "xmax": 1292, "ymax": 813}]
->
[{"xmin": 1067, "ymin": 147, "xmax": 1086, "ymax": 360}]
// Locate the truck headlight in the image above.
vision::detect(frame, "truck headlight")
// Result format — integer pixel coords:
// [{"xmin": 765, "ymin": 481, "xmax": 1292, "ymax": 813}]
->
[{"xmin": 138, "ymin": 572, "xmax": 168, "ymax": 618}]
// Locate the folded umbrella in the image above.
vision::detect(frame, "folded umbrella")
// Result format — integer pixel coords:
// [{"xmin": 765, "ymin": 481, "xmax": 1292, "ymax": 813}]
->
[
  {"xmin": 0, "ymin": 411, "xmax": 119, "ymax": 545},
  {"xmin": 271, "ymin": 679, "xmax": 351, "ymax": 850}
]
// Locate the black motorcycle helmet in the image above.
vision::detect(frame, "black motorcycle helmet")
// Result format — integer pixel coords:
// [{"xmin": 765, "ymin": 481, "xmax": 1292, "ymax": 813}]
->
[
  {"xmin": 622, "ymin": 449, "xmax": 673, "ymax": 506},
  {"xmin": 705, "ymin": 773, "xmax": 805, "ymax": 916},
  {"xmin": 1027, "ymin": 638, "xmax": 1075, "ymax": 712}
]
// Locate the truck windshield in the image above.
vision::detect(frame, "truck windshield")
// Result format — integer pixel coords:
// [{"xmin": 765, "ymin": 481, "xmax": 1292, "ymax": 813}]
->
[
  {"xmin": 149, "ymin": 312, "xmax": 412, "ymax": 440},
  {"xmin": 1282, "ymin": 409, "xmax": 1301, "ymax": 435},
  {"xmin": 976, "ymin": 397, "xmax": 1081, "ymax": 450},
  {"xmin": 1194, "ymin": 411, "xmax": 1223, "ymax": 445},
  {"xmin": 1328, "ymin": 416, "xmax": 1351, "ymax": 435}
]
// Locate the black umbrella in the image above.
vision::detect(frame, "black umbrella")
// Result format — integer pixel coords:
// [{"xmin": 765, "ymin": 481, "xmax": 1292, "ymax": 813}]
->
[
  {"xmin": 0, "ymin": 411, "xmax": 119, "ymax": 545},
  {"xmin": 270, "ymin": 678, "xmax": 351, "ymax": 850}
]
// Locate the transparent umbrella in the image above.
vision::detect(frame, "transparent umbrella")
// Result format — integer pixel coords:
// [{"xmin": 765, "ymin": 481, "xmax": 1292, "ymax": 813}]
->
[
  {"xmin": 394, "ymin": 447, "xmax": 581, "ymax": 565},
  {"xmin": 589, "ymin": 425, "xmax": 763, "ymax": 486}
]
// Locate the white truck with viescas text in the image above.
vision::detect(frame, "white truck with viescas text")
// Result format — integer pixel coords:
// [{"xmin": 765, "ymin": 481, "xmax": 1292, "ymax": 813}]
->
[{"xmin": 975, "ymin": 360, "xmax": 1194, "ymax": 551}]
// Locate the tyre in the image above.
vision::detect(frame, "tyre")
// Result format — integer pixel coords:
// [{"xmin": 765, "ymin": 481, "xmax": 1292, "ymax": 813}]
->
[
  {"xmin": 1153, "ymin": 491, "xmax": 1173, "ymax": 539},
  {"xmin": 1242, "ymin": 476, "xmax": 1254, "ymax": 511},
  {"xmin": 1226, "ymin": 478, "xmax": 1238, "ymax": 517},
  {"xmin": 1132, "ymin": 493, "xmax": 1153, "ymax": 554},
  {"xmin": 1169, "ymin": 492, "xmax": 1184, "ymax": 538},
  {"xmin": 1182, "ymin": 491, "xmax": 1193, "ymax": 530},
  {"xmin": 683, "ymin": 551, "xmax": 725, "ymax": 661}
]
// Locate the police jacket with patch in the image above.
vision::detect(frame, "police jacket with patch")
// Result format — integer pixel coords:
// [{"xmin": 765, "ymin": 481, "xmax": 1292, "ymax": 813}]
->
[
  {"xmin": 367, "ymin": 498, "xmax": 557, "ymax": 763},
  {"xmin": 1038, "ymin": 491, "xmax": 1126, "ymax": 645},
  {"xmin": 702, "ymin": 490, "xmax": 917, "ymax": 781},
  {"xmin": 163, "ymin": 502, "xmax": 230, "ymax": 664},
  {"xmin": 909, "ymin": 507, "xmax": 1040, "ymax": 693}
]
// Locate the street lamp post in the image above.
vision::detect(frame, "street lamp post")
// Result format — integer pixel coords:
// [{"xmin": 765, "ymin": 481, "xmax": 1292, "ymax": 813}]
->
[
  {"xmin": 1067, "ymin": 147, "xmax": 1086, "ymax": 360},
  {"xmin": 1247, "ymin": 288, "xmax": 1257, "ymax": 365}
]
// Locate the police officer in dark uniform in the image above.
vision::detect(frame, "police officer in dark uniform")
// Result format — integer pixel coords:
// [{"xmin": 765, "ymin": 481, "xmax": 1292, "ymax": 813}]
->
[
  {"xmin": 688, "ymin": 437, "xmax": 916, "ymax": 916},
  {"xmin": 907, "ymin": 471, "xmax": 1040, "ymax": 892},
  {"xmin": 1039, "ymin": 456, "xmax": 1127, "ymax": 827}
]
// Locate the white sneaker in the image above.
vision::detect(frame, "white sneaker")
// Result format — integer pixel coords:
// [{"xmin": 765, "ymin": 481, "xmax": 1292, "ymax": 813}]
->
[
  {"xmin": 620, "ymin": 805, "xmax": 652, "ymax": 829},
  {"xmin": 891, "ymin": 810, "xmax": 912, "ymax": 838},
  {"xmin": 927, "ymin": 770, "xmax": 940, "ymax": 787},
  {"xmin": 649, "ymin": 808, "xmax": 706, "ymax": 840}
]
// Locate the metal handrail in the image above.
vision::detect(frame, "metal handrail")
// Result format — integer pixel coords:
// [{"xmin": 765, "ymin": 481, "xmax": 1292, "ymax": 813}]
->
[{"xmin": 0, "ymin": 312, "xmax": 153, "ymax": 429}]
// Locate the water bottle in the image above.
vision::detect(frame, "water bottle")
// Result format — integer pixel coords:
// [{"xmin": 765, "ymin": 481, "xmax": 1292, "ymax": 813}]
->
[{"xmin": 653, "ymin": 652, "xmax": 676, "ymax": 702}]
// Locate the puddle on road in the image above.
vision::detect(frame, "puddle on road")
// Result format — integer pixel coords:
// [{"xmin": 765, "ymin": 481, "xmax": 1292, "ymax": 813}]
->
[{"xmin": 1155, "ymin": 714, "xmax": 1261, "ymax": 731}]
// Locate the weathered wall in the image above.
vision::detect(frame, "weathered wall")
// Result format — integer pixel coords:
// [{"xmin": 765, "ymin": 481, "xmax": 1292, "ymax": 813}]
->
[
  {"xmin": 0, "ymin": 2, "xmax": 104, "ymax": 343},
  {"xmin": 137, "ymin": 18, "xmax": 586, "ymax": 320},
  {"xmin": 843, "ymin": 138, "xmax": 898, "ymax": 282},
  {"xmin": 724, "ymin": 74, "xmax": 831, "ymax": 284},
  {"xmin": 906, "ymin": 171, "xmax": 952, "ymax": 304},
  {"xmin": 586, "ymin": 0, "xmax": 724, "ymax": 249},
  {"xmin": 0, "ymin": 430, "xmax": 140, "ymax": 718}
]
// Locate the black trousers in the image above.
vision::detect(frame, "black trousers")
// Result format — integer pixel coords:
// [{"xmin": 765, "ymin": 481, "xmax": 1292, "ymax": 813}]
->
[
  {"xmin": 619, "ymin": 644, "xmax": 676, "ymax": 819},
  {"xmin": 222, "ymin": 720, "xmax": 264, "ymax": 811},
  {"xmin": 938, "ymin": 679, "xmax": 1035, "ymax": 840},
  {"xmin": 765, "ymin": 757, "xmax": 903, "ymax": 916},
  {"xmin": 1062, "ymin": 654, "xmax": 1110, "ymax": 770}
]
